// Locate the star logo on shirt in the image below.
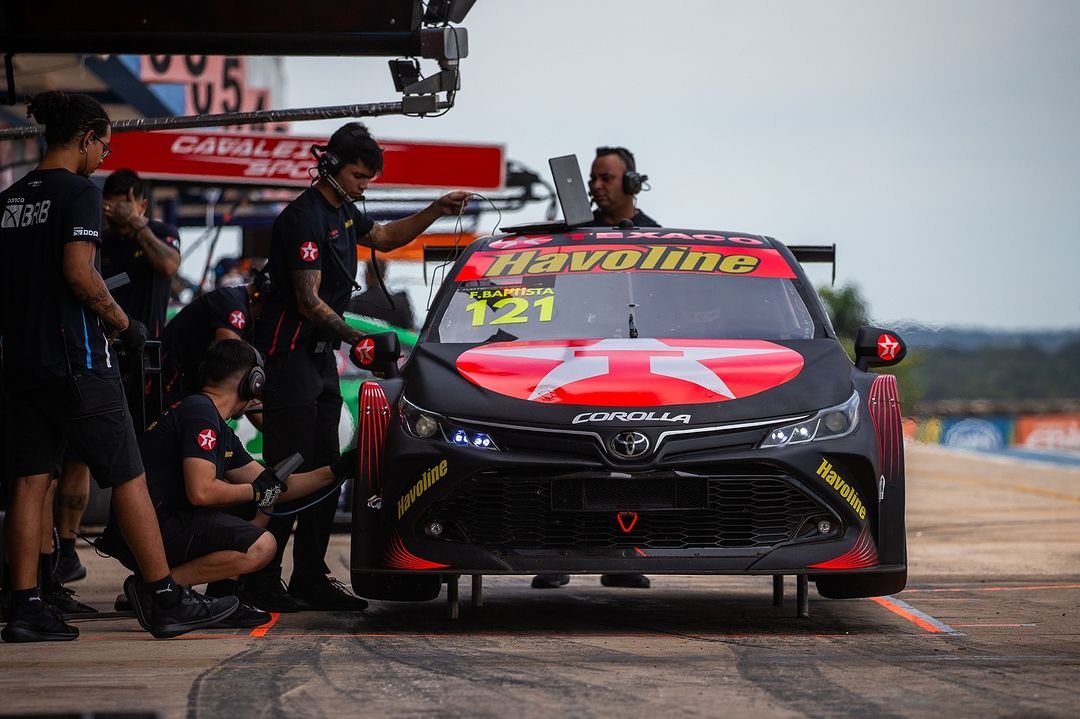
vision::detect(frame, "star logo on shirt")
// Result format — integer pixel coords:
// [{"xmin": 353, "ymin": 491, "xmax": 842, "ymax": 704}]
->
[
  {"xmin": 300, "ymin": 241, "xmax": 319, "ymax": 262},
  {"xmin": 229, "ymin": 310, "xmax": 247, "ymax": 330},
  {"xmin": 197, "ymin": 428, "xmax": 217, "ymax": 451},
  {"xmin": 877, "ymin": 333, "xmax": 900, "ymax": 361},
  {"xmin": 456, "ymin": 338, "xmax": 804, "ymax": 407}
]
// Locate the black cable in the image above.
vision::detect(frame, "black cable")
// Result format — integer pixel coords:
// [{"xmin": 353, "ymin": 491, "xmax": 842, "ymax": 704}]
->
[{"xmin": 257, "ymin": 474, "xmax": 352, "ymax": 518}]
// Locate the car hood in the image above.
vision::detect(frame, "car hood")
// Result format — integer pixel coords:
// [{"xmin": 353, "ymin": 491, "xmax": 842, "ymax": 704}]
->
[{"xmin": 400, "ymin": 338, "xmax": 854, "ymax": 427}]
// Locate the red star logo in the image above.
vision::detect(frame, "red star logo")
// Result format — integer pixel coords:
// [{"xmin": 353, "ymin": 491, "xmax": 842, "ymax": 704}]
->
[
  {"xmin": 300, "ymin": 241, "xmax": 319, "ymax": 262},
  {"xmin": 197, "ymin": 428, "xmax": 217, "ymax": 451},
  {"xmin": 489, "ymin": 235, "xmax": 554, "ymax": 250},
  {"xmin": 229, "ymin": 310, "xmax": 246, "ymax": 330},
  {"xmin": 456, "ymin": 339, "xmax": 804, "ymax": 407},
  {"xmin": 877, "ymin": 333, "xmax": 900, "ymax": 361},
  {"xmin": 354, "ymin": 338, "xmax": 375, "ymax": 365}
]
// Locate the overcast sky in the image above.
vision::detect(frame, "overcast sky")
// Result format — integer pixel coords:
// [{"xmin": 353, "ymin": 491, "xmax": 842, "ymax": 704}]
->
[{"xmin": 283, "ymin": 0, "xmax": 1080, "ymax": 331}]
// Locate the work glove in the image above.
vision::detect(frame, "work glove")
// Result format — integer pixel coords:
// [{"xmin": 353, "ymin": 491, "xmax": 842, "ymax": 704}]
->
[
  {"xmin": 117, "ymin": 318, "xmax": 148, "ymax": 353},
  {"xmin": 251, "ymin": 468, "xmax": 287, "ymax": 508},
  {"xmin": 331, "ymin": 448, "xmax": 358, "ymax": 482}
]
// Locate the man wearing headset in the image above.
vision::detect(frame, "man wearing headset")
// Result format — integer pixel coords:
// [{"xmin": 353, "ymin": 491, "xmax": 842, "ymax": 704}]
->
[
  {"xmin": 531, "ymin": 146, "xmax": 659, "ymax": 592},
  {"xmin": 101, "ymin": 340, "xmax": 356, "ymax": 628},
  {"xmin": 249, "ymin": 122, "xmax": 470, "ymax": 611}
]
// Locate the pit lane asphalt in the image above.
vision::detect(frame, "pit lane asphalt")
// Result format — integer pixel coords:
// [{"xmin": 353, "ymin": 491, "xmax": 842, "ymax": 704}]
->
[{"xmin": 2, "ymin": 443, "xmax": 1078, "ymax": 719}]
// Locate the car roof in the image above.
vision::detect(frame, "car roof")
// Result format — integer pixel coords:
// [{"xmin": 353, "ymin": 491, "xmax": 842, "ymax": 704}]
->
[{"xmin": 477, "ymin": 227, "xmax": 780, "ymax": 251}]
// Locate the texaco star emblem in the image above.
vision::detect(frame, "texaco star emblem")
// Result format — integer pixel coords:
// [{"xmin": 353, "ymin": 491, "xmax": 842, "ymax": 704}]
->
[
  {"xmin": 877, "ymin": 334, "xmax": 900, "ymax": 361},
  {"xmin": 355, "ymin": 338, "xmax": 375, "ymax": 365},
  {"xmin": 229, "ymin": 310, "xmax": 246, "ymax": 330},
  {"xmin": 456, "ymin": 338, "xmax": 805, "ymax": 406},
  {"xmin": 300, "ymin": 241, "xmax": 319, "ymax": 262},
  {"xmin": 197, "ymin": 428, "xmax": 217, "ymax": 451}
]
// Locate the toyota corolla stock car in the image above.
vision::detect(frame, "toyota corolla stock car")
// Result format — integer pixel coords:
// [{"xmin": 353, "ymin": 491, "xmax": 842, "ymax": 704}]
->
[{"xmin": 348, "ymin": 227, "xmax": 909, "ymax": 602}]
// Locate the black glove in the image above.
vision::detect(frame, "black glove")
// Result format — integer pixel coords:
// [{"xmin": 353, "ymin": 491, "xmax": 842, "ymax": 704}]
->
[
  {"xmin": 117, "ymin": 319, "xmax": 148, "ymax": 353},
  {"xmin": 251, "ymin": 468, "xmax": 287, "ymax": 508},
  {"xmin": 331, "ymin": 448, "xmax": 358, "ymax": 481}
]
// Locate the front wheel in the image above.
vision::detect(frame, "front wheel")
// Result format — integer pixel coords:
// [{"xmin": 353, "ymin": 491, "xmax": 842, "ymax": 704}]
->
[{"xmin": 814, "ymin": 568, "xmax": 907, "ymax": 599}]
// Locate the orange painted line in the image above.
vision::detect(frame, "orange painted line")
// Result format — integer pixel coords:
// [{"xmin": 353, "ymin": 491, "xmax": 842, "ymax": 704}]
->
[
  {"xmin": 869, "ymin": 595, "xmax": 962, "ymax": 635},
  {"xmin": 902, "ymin": 584, "xmax": 1080, "ymax": 594},
  {"xmin": 249, "ymin": 612, "xmax": 281, "ymax": 638}
]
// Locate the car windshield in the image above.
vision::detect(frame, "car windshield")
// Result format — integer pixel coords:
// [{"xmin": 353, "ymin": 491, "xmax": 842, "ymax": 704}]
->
[{"xmin": 430, "ymin": 270, "xmax": 816, "ymax": 344}]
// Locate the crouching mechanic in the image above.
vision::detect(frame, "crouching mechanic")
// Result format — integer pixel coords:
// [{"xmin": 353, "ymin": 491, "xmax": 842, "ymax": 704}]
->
[{"xmin": 102, "ymin": 340, "xmax": 359, "ymax": 629}]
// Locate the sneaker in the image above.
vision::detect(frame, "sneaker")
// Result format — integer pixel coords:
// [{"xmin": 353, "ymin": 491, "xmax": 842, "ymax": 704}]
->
[
  {"xmin": 123, "ymin": 576, "xmax": 239, "ymax": 639},
  {"xmin": 211, "ymin": 602, "xmax": 272, "ymax": 629},
  {"xmin": 600, "ymin": 573, "xmax": 651, "ymax": 589},
  {"xmin": 44, "ymin": 585, "xmax": 98, "ymax": 617},
  {"xmin": 2, "ymin": 602, "xmax": 79, "ymax": 643},
  {"xmin": 114, "ymin": 594, "xmax": 132, "ymax": 613},
  {"xmin": 531, "ymin": 574, "xmax": 571, "ymax": 589},
  {"xmin": 288, "ymin": 575, "xmax": 368, "ymax": 611},
  {"xmin": 240, "ymin": 575, "xmax": 306, "ymax": 613},
  {"xmin": 55, "ymin": 553, "xmax": 87, "ymax": 584}
]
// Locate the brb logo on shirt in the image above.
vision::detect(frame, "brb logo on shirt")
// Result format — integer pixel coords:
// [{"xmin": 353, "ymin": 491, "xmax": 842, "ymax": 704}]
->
[{"xmin": 2, "ymin": 199, "xmax": 51, "ymax": 228}]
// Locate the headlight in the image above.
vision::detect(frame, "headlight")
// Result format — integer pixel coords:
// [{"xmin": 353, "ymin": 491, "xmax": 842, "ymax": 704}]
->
[
  {"xmin": 399, "ymin": 397, "xmax": 500, "ymax": 451},
  {"xmin": 760, "ymin": 391, "xmax": 860, "ymax": 448}
]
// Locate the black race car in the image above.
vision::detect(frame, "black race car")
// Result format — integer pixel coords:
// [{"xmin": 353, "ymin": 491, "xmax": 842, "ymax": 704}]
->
[{"xmin": 349, "ymin": 227, "xmax": 907, "ymax": 603}]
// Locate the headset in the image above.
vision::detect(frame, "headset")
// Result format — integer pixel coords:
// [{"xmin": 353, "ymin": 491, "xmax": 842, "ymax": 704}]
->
[
  {"xmin": 598, "ymin": 146, "xmax": 648, "ymax": 196},
  {"xmin": 239, "ymin": 345, "xmax": 266, "ymax": 402}
]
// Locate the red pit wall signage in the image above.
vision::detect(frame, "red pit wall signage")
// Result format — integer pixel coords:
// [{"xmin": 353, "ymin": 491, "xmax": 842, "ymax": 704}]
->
[
  {"xmin": 104, "ymin": 131, "xmax": 505, "ymax": 190},
  {"xmin": 1014, "ymin": 414, "xmax": 1080, "ymax": 451},
  {"xmin": 455, "ymin": 244, "xmax": 796, "ymax": 282}
]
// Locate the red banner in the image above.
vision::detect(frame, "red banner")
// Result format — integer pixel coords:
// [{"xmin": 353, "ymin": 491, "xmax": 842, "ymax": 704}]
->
[{"xmin": 104, "ymin": 131, "xmax": 505, "ymax": 190}]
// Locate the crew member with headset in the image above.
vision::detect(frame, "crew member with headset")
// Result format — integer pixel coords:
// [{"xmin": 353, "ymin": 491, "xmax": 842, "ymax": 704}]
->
[
  {"xmin": 247, "ymin": 122, "xmax": 471, "ymax": 612},
  {"xmin": 101, "ymin": 340, "xmax": 358, "ymax": 628},
  {"xmin": 588, "ymin": 146, "xmax": 659, "ymax": 228},
  {"xmin": 160, "ymin": 271, "xmax": 269, "ymax": 407},
  {"xmin": 532, "ymin": 145, "xmax": 659, "ymax": 592}
]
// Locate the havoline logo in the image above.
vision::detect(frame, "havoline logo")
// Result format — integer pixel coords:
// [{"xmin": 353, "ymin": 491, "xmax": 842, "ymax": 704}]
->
[{"xmin": 456, "ymin": 338, "xmax": 804, "ymax": 407}]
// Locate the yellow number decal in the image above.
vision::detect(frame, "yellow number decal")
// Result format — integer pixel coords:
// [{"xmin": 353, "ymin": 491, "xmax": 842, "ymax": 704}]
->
[
  {"xmin": 535, "ymin": 295, "xmax": 554, "ymax": 322},
  {"xmin": 490, "ymin": 297, "xmax": 530, "ymax": 325},
  {"xmin": 465, "ymin": 299, "xmax": 488, "ymax": 327}
]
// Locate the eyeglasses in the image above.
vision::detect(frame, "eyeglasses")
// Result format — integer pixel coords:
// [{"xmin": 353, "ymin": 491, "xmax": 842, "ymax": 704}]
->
[{"xmin": 92, "ymin": 133, "xmax": 112, "ymax": 160}]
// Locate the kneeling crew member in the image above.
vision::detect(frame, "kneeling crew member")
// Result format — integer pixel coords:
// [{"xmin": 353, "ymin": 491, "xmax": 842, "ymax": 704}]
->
[{"xmin": 103, "ymin": 340, "xmax": 360, "ymax": 627}]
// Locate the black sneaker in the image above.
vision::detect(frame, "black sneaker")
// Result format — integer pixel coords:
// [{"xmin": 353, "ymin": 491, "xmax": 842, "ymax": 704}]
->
[
  {"xmin": 288, "ymin": 575, "xmax": 368, "ymax": 611},
  {"xmin": 2, "ymin": 601, "xmax": 79, "ymax": 643},
  {"xmin": 54, "ymin": 553, "xmax": 87, "ymax": 584},
  {"xmin": 531, "ymin": 574, "xmax": 571, "ymax": 589},
  {"xmin": 211, "ymin": 602, "xmax": 272, "ymax": 629},
  {"xmin": 44, "ymin": 585, "xmax": 98, "ymax": 617},
  {"xmin": 240, "ymin": 575, "xmax": 306, "ymax": 613},
  {"xmin": 114, "ymin": 594, "xmax": 132, "ymax": 612},
  {"xmin": 600, "ymin": 573, "xmax": 651, "ymax": 589},
  {"xmin": 123, "ymin": 576, "xmax": 239, "ymax": 639}
]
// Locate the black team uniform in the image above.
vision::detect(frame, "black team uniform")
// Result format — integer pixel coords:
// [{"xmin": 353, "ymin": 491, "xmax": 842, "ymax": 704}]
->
[
  {"xmin": 0, "ymin": 169, "xmax": 144, "ymax": 636},
  {"xmin": 250, "ymin": 186, "xmax": 373, "ymax": 609},
  {"xmin": 591, "ymin": 207, "xmax": 659, "ymax": 228},
  {"xmin": 101, "ymin": 219, "xmax": 180, "ymax": 339},
  {"xmin": 102, "ymin": 394, "xmax": 264, "ymax": 572},
  {"xmin": 161, "ymin": 286, "xmax": 252, "ymax": 405}
]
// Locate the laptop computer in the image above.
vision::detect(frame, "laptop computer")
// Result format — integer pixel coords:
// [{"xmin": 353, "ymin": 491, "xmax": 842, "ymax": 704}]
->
[{"xmin": 548, "ymin": 154, "xmax": 594, "ymax": 227}]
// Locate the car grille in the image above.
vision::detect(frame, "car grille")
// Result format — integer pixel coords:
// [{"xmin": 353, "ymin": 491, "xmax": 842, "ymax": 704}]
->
[{"xmin": 424, "ymin": 473, "xmax": 828, "ymax": 550}]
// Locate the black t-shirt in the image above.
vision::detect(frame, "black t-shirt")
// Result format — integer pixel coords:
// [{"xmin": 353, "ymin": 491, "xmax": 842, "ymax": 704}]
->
[
  {"xmin": 140, "ymin": 393, "xmax": 252, "ymax": 515},
  {"xmin": 591, "ymin": 208, "xmax": 660, "ymax": 228},
  {"xmin": 101, "ymin": 219, "xmax": 181, "ymax": 339},
  {"xmin": 161, "ymin": 285, "xmax": 251, "ymax": 397},
  {"xmin": 253, "ymin": 187, "xmax": 374, "ymax": 357},
  {"xmin": 0, "ymin": 168, "xmax": 119, "ymax": 383},
  {"xmin": 347, "ymin": 288, "xmax": 416, "ymax": 330}
]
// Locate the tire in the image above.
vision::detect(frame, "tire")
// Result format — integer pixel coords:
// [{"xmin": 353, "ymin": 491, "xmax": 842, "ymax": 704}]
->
[
  {"xmin": 814, "ymin": 568, "xmax": 907, "ymax": 599},
  {"xmin": 352, "ymin": 572, "xmax": 442, "ymax": 601}
]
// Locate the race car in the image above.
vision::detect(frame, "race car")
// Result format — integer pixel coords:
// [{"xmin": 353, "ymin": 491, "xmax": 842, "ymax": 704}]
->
[{"xmin": 348, "ymin": 226, "xmax": 908, "ymax": 602}]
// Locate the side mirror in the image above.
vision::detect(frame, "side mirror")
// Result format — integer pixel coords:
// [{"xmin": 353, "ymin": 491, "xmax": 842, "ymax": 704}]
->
[
  {"xmin": 853, "ymin": 326, "xmax": 907, "ymax": 372},
  {"xmin": 350, "ymin": 332, "xmax": 402, "ymax": 378}
]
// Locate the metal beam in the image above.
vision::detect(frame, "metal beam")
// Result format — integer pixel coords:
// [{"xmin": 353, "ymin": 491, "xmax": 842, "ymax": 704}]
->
[{"xmin": 84, "ymin": 55, "xmax": 172, "ymax": 118}]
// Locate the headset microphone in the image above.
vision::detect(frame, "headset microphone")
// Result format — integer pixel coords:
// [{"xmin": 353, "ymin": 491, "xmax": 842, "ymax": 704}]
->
[{"xmin": 311, "ymin": 144, "xmax": 355, "ymax": 202}]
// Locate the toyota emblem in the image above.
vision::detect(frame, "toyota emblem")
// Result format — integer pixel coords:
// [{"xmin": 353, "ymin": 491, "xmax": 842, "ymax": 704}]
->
[{"xmin": 610, "ymin": 431, "xmax": 650, "ymax": 459}]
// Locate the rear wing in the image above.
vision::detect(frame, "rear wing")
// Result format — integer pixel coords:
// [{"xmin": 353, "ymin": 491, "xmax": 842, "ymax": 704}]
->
[{"xmin": 788, "ymin": 244, "xmax": 836, "ymax": 285}]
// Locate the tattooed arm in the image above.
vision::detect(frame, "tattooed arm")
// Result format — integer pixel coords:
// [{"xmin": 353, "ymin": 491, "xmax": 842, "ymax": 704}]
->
[
  {"xmin": 62, "ymin": 240, "xmax": 129, "ymax": 330},
  {"xmin": 292, "ymin": 268, "xmax": 363, "ymax": 345}
]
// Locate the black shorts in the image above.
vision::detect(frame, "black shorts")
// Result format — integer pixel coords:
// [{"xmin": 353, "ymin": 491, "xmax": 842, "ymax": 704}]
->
[
  {"xmin": 262, "ymin": 349, "xmax": 343, "ymax": 470},
  {"xmin": 6, "ymin": 372, "xmax": 144, "ymax": 487},
  {"xmin": 158, "ymin": 510, "xmax": 265, "ymax": 567}
]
